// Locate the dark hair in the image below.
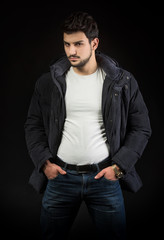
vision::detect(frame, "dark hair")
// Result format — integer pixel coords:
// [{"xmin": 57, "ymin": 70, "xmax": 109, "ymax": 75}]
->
[{"xmin": 62, "ymin": 11, "xmax": 99, "ymax": 42}]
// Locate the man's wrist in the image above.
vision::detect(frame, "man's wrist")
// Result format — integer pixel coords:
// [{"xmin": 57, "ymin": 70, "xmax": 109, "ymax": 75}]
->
[
  {"xmin": 42, "ymin": 160, "xmax": 51, "ymax": 172},
  {"xmin": 112, "ymin": 164, "xmax": 124, "ymax": 179}
]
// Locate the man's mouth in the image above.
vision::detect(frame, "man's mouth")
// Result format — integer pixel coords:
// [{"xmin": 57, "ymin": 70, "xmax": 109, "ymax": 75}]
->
[{"xmin": 69, "ymin": 56, "xmax": 80, "ymax": 61}]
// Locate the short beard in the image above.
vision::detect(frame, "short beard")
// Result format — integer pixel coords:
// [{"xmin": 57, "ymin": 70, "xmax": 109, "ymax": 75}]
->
[{"xmin": 69, "ymin": 48, "xmax": 92, "ymax": 68}]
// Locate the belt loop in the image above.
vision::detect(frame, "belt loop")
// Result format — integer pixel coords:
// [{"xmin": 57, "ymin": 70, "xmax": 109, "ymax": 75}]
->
[
  {"xmin": 95, "ymin": 163, "xmax": 100, "ymax": 172},
  {"xmin": 63, "ymin": 163, "xmax": 67, "ymax": 171}
]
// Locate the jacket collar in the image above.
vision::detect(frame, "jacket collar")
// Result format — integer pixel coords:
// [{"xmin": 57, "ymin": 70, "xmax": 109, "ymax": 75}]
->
[{"xmin": 50, "ymin": 51, "xmax": 122, "ymax": 81}]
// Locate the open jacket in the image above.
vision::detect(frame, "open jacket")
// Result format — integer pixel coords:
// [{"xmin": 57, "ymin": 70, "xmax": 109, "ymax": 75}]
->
[{"xmin": 24, "ymin": 52, "xmax": 151, "ymax": 193}]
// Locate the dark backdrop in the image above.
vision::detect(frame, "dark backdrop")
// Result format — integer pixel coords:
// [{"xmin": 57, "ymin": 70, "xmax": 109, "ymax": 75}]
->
[{"xmin": 1, "ymin": 3, "xmax": 163, "ymax": 239}]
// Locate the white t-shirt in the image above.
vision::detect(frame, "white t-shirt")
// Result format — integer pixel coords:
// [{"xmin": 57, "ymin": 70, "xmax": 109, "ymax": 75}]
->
[{"xmin": 57, "ymin": 67, "xmax": 110, "ymax": 165}]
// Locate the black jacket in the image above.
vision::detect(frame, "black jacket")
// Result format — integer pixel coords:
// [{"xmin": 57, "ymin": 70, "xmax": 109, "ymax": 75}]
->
[{"xmin": 24, "ymin": 52, "xmax": 152, "ymax": 193}]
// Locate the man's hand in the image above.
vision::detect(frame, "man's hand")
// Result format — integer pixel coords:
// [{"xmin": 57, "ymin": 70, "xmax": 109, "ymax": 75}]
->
[
  {"xmin": 43, "ymin": 160, "xmax": 67, "ymax": 180},
  {"xmin": 94, "ymin": 166, "xmax": 117, "ymax": 181}
]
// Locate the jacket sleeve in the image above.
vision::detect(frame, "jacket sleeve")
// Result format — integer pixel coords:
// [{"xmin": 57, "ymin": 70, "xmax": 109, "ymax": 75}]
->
[
  {"xmin": 112, "ymin": 75, "xmax": 152, "ymax": 172},
  {"xmin": 24, "ymin": 78, "xmax": 53, "ymax": 172}
]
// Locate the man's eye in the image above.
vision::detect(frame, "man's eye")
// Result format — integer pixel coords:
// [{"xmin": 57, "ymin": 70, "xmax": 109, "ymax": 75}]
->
[
  {"xmin": 64, "ymin": 43, "xmax": 70, "ymax": 47},
  {"xmin": 75, "ymin": 42, "xmax": 82, "ymax": 46}
]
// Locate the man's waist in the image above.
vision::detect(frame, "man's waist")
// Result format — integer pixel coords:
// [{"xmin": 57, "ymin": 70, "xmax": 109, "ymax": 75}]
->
[{"xmin": 54, "ymin": 156, "xmax": 112, "ymax": 174}]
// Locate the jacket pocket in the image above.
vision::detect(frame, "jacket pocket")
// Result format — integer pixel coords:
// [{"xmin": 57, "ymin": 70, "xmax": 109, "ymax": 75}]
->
[
  {"xmin": 29, "ymin": 168, "xmax": 47, "ymax": 193},
  {"xmin": 120, "ymin": 167, "xmax": 143, "ymax": 193}
]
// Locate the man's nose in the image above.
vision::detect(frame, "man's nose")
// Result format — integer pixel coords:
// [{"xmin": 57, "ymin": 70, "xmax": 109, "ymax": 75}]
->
[{"xmin": 69, "ymin": 45, "xmax": 77, "ymax": 55}]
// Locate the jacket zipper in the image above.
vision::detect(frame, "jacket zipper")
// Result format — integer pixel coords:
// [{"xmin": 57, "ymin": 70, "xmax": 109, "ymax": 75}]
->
[
  {"xmin": 104, "ymin": 71, "xmax": 125, "ymax": 155},
  {"xmin": 106, "ymin": 81, "xmax": 115, "ymax": 146}
]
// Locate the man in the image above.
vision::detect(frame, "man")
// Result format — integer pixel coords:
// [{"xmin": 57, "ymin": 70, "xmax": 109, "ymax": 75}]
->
[{"xmin": 25, "ymin": 12, "xmax": 151, "ymax": 240}]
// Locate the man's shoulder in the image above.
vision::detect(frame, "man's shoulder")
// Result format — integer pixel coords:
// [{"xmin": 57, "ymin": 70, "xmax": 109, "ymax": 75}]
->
[
  {"xmin": 36, "ymin": 71, "xmax": 53, "ymax": 88},
  {"xmin": 37, "ymin": 71, "xmax": 52, "ymax": 84},
  {"xmin": 34, "ymin": 71, "xmax": 55, "ymax": 97}
]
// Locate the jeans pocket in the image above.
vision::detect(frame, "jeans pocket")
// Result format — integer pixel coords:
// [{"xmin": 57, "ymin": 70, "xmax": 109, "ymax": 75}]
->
[
  {"xmin": 48, "ymin": 173, "xmax": 61, "ymax": 181},
  {"xmin": 103, "ymin": 176, "xmax": 119, "ymax": 183}
]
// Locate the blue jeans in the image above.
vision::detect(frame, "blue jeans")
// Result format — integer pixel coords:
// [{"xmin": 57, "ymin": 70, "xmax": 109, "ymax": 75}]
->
[{"xmin": 41, "ymin": 167, "xmax": 126, "ymax": 240}]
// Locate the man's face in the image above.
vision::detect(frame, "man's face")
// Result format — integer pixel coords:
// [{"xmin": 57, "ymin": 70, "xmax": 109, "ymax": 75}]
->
[{"xmin": 63, "ymin": 31, "xmax": 94, "ymax": 68}]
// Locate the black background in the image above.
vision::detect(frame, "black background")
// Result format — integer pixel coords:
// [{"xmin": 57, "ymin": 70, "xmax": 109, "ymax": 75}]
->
[{"xmin": 1, "ymin": 2, "xmax": 163, "ymax": 239}]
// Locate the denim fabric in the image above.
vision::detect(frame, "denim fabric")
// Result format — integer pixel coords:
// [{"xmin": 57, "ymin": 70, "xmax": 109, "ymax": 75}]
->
[{"xmin": 40, "ymin": 168, "xmax": 126, "ymax": 240}]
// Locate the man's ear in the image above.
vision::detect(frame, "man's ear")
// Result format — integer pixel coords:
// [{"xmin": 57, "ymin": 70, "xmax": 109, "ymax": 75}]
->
[{"xmin": 92, "ymin": 38, "xmax": 99, "ymax": 50}]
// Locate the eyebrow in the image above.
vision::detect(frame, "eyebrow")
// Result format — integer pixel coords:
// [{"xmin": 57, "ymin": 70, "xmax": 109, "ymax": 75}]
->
[{"xmin": 64, "ymin": 40, "xmax": 85, "ymax": 45}]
